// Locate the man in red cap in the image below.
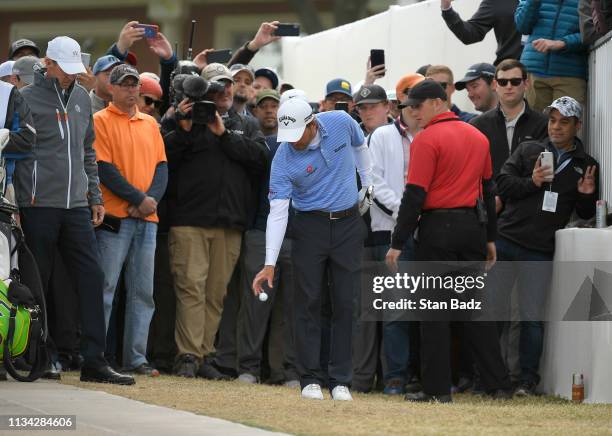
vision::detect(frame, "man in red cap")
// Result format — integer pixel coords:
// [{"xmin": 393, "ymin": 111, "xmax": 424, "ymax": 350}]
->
[{"xmin": 137, "ymin": 75, "xmax": 163, "ymax": 118}]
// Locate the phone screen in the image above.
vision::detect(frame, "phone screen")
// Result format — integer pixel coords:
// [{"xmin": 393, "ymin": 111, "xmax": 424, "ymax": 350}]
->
[
  {"xmin": 370, "ymin": 49, "xmax": 385, "ymax": 69},
  {"xmin": 206, "ymin": 49, "xmax": 233, "ymax": 64},
  {"xmin": 80, "ymin": 53, "xmax": 91, "ymax": 68},
  {"xmin": 274, "ymin": 23, "xmax": 300, "ymax": 37},
  {"xmin": 335, "ymin": 102, "xmax": 349, "ymax": 113},
  {"xmin": 135, "ymin": 24, "xmax": 159, "ymax": 39}
]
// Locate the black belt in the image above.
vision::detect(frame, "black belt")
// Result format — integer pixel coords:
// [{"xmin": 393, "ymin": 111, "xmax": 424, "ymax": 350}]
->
[
  {"xmin": 299, "ymin": 204, "xmax": 359, "ymax": 220},
  {"xmin": 422, "ymin": 207, "xmax": 475, "ymax": 215}
]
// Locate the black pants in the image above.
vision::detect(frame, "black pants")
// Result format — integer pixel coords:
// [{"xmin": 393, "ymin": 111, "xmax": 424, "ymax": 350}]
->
[
  {"xmin": 292, "ymin": 211, "xmax": 365, "ymax": 390},
  {"xmin": 20, "ymin": 207, "xmax": 107, "ymax": 367},
  {"xmin": 147, "ymin": 232, "xmax": 177, "ymax": 372},
  {"xmin": 237, "ymin": 229, "xmax": 297, "ymax": 380},
  {"xmin": 415, "ymin": 212, "xmax": 510, "ymax": 396}
]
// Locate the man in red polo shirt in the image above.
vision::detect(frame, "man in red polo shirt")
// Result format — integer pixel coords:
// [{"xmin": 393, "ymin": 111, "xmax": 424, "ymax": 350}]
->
[{"xmin": 386, "ymin": 80, "xmax": 511, "ymax": 403}]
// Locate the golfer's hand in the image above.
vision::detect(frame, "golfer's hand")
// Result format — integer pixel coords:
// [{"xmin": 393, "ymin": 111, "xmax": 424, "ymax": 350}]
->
[
  {"xmin": 253, "ymin": 265, "xmax": 274, "ymax": 295},
  {"xmin": 386, "ymin": 248, "xmax": 401, "ymax": 273}
]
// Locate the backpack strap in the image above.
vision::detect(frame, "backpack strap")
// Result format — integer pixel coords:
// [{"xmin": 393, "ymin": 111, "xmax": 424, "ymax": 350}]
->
[{"xmin": 3, "ymin": 305, "xmax": 46, "ymax": 382}]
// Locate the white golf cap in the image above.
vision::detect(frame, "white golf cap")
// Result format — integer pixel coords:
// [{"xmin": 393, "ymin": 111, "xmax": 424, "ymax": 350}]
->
[
  {"xmin": 46, "ymin": 36, "xmax": 86, "ymax": 75},
  {"xmin": 277, "ymin": 98, "xmax": 315, "ymax": 143},
  {"xmin": 0, "ymin": 61, "xmax": 15, "ymax": 78},
  {"xmin": 279, "ymin": 88, "xmax": 308, "ymax": 105}
]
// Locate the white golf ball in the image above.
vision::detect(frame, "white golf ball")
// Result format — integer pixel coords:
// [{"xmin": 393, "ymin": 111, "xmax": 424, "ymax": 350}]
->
[{"xmin": 258, "ymin": 292, "xmax": 268, "ymax": 302}]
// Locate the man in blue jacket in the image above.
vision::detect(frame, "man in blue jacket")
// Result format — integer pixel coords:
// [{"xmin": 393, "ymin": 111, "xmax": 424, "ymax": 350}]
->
[{"xmin": 515, "ymin": 0, "xmax": 588, "ymax": 113}]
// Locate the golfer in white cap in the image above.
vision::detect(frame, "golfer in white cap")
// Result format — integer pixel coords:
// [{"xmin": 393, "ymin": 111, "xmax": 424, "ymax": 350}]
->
[
  {"xmin": 15, "ymin": 35, "xmax": 136, "ymax": 386},
  {"xmin": 252, "ymin": 97, "xmax": 373, "ymax": 401}
]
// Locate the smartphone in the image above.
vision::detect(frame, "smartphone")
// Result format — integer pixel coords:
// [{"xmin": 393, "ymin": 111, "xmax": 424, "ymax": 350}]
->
[
  {"xmin": 134, "ymin": 23, "xmax": 159, "ymax": 39},
  {"xmin": 370, "ymin": 49, "xmax": 385, "ymax": 70},
  {"xmin": 540, "ymin": 151, "xmax": 554, "ymax": 181},
  {"xmin": 335, "ymin": 102, "xmax": 349, "ymax": 113},
  {"xmin": 80, "ymin": 52, "xmax": 91, "ymax": 68},
  {"xmin": 274, "ymin": 23, "xmax": 300, "ymax": 37},
  {"xmin": 98, "ymin": 215, "xmax": 121, "ymax": 233},
  {"xmin": 192, "ymin": 101, "xmax": 218, "ymax": 124},
  {"xmin": 206, "ymin": 49, "xmax": 233, "ymax": 64}
]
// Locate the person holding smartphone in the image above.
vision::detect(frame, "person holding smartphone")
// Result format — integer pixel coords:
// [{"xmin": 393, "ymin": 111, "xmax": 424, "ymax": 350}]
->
[
  {"xmin": 489, "ymin": 96, "xmax": 598, "ymax": 397},
  {"xmin": 320, "ymin": 78, "xmax": 354, "ymax": 112}
]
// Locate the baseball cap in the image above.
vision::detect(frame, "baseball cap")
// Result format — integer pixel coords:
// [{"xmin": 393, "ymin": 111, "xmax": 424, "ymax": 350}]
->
[
  {"xmin": 139, "ymin": 75, "xmax": 163, "ymax": 99},
  {"xmin": 277, "ymin": 98, "xmax": 315, "ymax": 143},
  {"xmin": 12, "ymin": 56, "xmax": 39, "ymax": 85},
  {"xmin": 354, "ymin": 84, "xmax": 388, "ymax": 105},
  {"xmin": 0, "ymin": 61, "xmax": 15, "ymax": 78},
  {"xmin": 109, "ymin": 64, "xmax": 140, "ymax": 85},
  {"xmin": 202, "ymin": 63, "xmax": 234, "ymax": 83},
  {"xmin": 92, "ymin": 55, "xmax": 122, "ymax": 75},
  {"xmin": 8, "ymin": 39, "xmax": 40, "ymax": 60},
  {"xmin": 230, "ymin": 63, "xmax": 255, "ymax": 80},
  {"xmin": 255, "ymin": 67, "xmax": 279, "ymax": 90},
  {"xmin": 46, "ymin": 36, "xmax": 86, "ymax": 75},
  {"xmin": 280, "ymin": 88, "xmax": 308, "ymax": 105},
  {"xmin": 325, "ymin": 78, "xmax": 352, "ymax": 98},
  {"xmin": 256, "ymin": 89, "xmax": 280, "ymax": 106},
  {"xmin": 402, "ymin": 79, "xmax": 447, "ymax": 108},
  {"xmin": 140, "ymin": 71, "xmax": 160, "ymax": 82},
  {"xmin": 386, "ymin": 90, "xmax": 398, "ymax": 102},
  {"xmin": 395, "ymin": 74, "xmax": 425, "ymax": 106},
  {"xmin": 545, "ymin": 96, "xmax": 583, "ymax": 119},
  {"xmin": 455, "ymin": 63, "xmax": 496, "ymax": 90}
]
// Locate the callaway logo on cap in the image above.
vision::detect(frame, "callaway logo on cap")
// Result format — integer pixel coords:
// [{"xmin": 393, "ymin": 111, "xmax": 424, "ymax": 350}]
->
[
  {"xmin": 279, "ymin": 115, "xmax": 297, "ymax": 126},
  {"xmin": 277, "ymin": 98, "xmax": 314, "ymax": 143}
]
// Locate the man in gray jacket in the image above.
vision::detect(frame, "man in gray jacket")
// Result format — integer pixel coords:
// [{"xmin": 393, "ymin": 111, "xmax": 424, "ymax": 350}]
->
[{"xmin": 15, "ymin": 36, "xmax": 134, "ymax": 385}]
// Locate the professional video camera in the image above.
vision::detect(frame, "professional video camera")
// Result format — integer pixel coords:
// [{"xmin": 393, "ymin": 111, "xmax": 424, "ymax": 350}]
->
[{"xmin": 181, "ymin": 76, "xmax": 220, "ymax": 124}]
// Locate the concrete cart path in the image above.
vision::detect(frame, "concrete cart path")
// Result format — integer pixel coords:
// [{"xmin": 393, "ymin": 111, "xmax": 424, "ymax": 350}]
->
[{"xmin": 0, "ymin": 379, "xmax": 290, "ymax": 436}]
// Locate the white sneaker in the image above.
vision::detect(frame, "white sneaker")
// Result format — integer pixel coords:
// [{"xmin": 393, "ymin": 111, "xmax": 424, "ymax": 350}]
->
[
  {"xmin": 237, "ymin": 373, "xmax": 257, "ymax": 384},
  {"xmin": 301, "ymin": 383, "xmax": 324, "ymax": 400},
  {"xmin": 331, "ymin": 385, "xmax": 353, "ymax": 401}
]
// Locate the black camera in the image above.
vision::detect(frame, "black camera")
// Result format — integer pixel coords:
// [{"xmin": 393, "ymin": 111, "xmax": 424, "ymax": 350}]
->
[
  {"xmin": 192, "ymin": 101, "xmax": 217, "ymax": 124},
  {"xmin": 206, "ymin": 80, "xmax": 226, "ymax": 95},
  {"xmin": 181, "ymin": 76, "xmax": 218, "ymax": 124}
]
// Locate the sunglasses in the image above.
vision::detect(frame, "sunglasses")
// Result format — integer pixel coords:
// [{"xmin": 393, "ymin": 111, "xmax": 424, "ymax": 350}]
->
[
  {"xmin": 496, "ymin": 78, "xmax": 524, "ymax": 87},
  {"xmin": 436, "ymin": 82, "xmax": 448, "ymax": 90},
  {"xmin": 143, "ymin": 96, "xmax": 161, "ymax": 108}
]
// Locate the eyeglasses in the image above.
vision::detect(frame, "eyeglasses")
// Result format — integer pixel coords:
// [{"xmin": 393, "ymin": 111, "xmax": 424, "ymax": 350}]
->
[
  {"xmin": 118, "ymin": 82, "xmax": 140, "ymax": 89},
  {"xmin": 496, "ymin": 78, "xmax": 524, "ymax": 87},
  {"xmin": 143, "ymin": 96, "xmax": 161, "ymax": 108}
]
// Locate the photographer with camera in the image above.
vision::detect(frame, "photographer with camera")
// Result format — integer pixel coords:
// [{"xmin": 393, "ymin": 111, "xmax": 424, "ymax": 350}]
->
[{"xmin": 163, "ymin": 63, "xmax": 268, "ymax": 379}]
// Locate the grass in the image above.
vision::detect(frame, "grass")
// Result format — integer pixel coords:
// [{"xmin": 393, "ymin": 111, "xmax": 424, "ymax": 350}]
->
[{"xmin": 61, "ymin": 373, "xmax": 612, "ymax": 436}]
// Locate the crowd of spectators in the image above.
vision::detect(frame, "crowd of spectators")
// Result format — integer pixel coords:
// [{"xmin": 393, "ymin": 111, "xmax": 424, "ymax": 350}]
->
[{"xmin": 0, "ymin": 0, "xmax": 608, "ymax": 400}]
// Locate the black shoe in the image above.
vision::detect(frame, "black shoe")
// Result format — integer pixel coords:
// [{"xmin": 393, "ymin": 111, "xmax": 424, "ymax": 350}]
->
[
  {"xmin": 80, "ymin": 365, "xmax": 135, "ymax": 385},
  {"xmin": 489, "ymin": 389, "xmax": 514, "ymax": 400},
  {"xmin": 42, "ymin": 362, "xmax": 62, "ymax": 380},
  {"xmin": 174, "ymin": 354, "xmax": 199, "ymax": 378},
  {"xmin": 405, "ymin": 391, "xmax": 452, "ymax": 403},
  {"xmin": 404, "ymin": 376, "xmax": 422, "ymax": 394},
  {"xmin": 197, "ymin": 359, "xmax": 231, "ymax": 380},
  {"xmin": 214, "ymin": 363, "xmax": 238, "ymax": 379},
  {"xmin": 126, "ymin": 363, "xmax": 160, "ymax": 377},
  {"xmin": 514, "ymin": 382, "xmax": 537, "ymax": 397},
  {"xmin": 452, "ymin": 377, "xmax": 473, "ymax": 394},
  {"xmin": 0, "ymin": 366, "xmax": 7, "ymax": 381}
]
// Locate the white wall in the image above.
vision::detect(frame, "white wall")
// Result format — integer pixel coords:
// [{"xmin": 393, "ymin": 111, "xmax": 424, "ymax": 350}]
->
[{"xmin": 281, "ymin": 0, "xmax": 497, "ymax": 112}]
